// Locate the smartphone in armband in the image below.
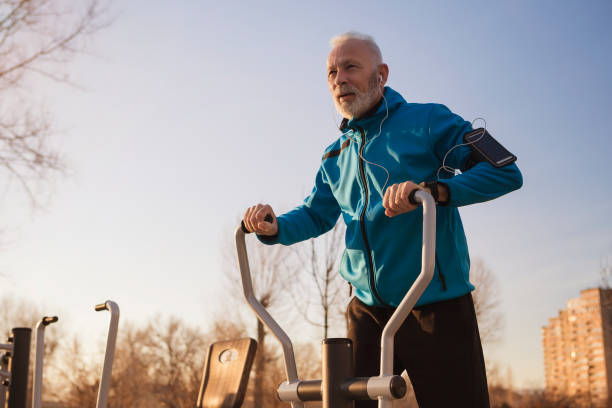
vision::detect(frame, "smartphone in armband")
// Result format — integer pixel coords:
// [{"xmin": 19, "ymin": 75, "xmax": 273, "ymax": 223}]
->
[{"xmin": 463, "ymin": 128, "xmax": 517, "ymax": 168}]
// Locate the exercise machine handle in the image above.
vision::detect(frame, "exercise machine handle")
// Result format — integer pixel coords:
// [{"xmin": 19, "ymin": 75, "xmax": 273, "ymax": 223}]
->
[
  {"xmin": 32, "ymin": 316, "xmax": 59, "ymax": 408},
  {"xmin": 95, "ymin": 300, "xmax": 120, "ymax": 408},
  {"xmin": 42, "ymin": 316, "xmax": 58, "ymax": 326},
  {"xmin": 94, "ymin": 303, "xmax": 107, "ymax": 312},
  {"xmin": 240, "ymin": 214, "xmax": 274, "ymax": 234},
  {"xmin": 377, "ymin": 189, "xmax": 436, "ymax": 408},
  {"xmin": 235, "ymin": 219, "xmax": 303, "ymax": 408}
]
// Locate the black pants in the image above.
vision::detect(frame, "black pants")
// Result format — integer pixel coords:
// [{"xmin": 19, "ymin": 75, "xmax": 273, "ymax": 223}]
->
[{"xmin": 347, "ymin": 294, "xmax": 489, "ymax": 408}]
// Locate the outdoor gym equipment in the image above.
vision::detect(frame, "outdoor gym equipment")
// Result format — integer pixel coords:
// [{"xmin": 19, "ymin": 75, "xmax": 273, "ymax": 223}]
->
[
  {"xmin": 25, "ymin": 297, "xmax": 254, "ymax": 408},
  {"xmin": 28, "ymin": 300, "xmax": 120, "ymax": 408},
  {"xmin": 0, "ymin": 328, "xmax": 31, "ymax": 408},
  {"xmin": 195, "ymin": 338, "xmax": 257, "ymax": 408},
  {"xmin": 32, "ymin": 316, "xmax": 59, "ymax": 408},
  {"xmin": 235, "ymin": 189, "xmax": 436, "ymax": 408},
  {"xmin": 94, "ymin": 300, "xmax": 120, "ymax": 408}
]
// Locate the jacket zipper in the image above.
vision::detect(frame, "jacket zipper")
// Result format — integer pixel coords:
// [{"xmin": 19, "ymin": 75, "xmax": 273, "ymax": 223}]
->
[
  {"xmin": 435, "ymin": 254, "xmax": 447, "ymax": 291},
  {"xmin": 355, "ymin": 126, "xmax": 389, "ymax": 307}
]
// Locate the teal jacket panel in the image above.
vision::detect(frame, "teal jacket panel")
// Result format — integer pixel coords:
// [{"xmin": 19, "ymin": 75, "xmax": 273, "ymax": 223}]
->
[{"xmin": 259, "ymin": 87, "xmax": 523, "ymax": 307}]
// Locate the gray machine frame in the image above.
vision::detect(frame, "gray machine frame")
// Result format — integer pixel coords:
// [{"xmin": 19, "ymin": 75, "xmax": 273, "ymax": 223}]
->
[
  {"xmin": 29, "ymin": 301, "xmax": 120, "ymax": 408},
  {"xmin": 235, "ymin": 190, "xmax": 436, "ymax": 408}
]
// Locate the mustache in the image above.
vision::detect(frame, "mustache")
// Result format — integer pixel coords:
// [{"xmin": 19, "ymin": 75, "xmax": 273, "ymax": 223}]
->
[{"xmin": 336, "ymin": 85, "xmax": 360, "ymax": 96}]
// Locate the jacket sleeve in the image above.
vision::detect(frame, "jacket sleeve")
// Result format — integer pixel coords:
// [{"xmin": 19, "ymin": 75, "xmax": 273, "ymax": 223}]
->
[
  {"xmin": 257, "ymin": 165, "xmax": 341, "ymax": 246},
  {"xmin": 428, "ymin": 104, "xmax": 523, "ymax": 207}
]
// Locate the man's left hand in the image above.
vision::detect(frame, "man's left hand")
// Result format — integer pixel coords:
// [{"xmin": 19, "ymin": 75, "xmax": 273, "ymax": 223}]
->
[{"xmin": 383, "ymin": 180, "xmax": 424, "ymax": 217}]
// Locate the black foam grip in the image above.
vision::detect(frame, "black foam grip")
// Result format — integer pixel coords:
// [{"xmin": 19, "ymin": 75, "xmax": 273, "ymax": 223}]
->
[
  {"xmin": 240, "ymin": 220, "xmax": 250, "ymax": 234},
  {"xmin": 408, "ymin": 189, "xmax": 420, "ymax": 205},
  {"xmin": 42, "ymin": 316, "xmax": 58, "ymax": 326},
  {"xmin": 241, "ymin": 214, "xmax": 274, "ymax": 234}
]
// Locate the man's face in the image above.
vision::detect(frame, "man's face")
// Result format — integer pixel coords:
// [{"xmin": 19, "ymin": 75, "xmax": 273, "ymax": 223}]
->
[{"xmin": 327, "ymin": 40, "xmax": 380, "ymax": 119}]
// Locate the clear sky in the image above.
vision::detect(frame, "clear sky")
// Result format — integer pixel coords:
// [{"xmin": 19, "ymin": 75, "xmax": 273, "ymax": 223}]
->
[{"xmin": 1, "ymin": 0, "xmax": 611, "ymax": 389}]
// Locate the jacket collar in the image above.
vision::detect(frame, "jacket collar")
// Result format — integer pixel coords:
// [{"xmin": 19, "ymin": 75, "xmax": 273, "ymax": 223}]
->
[{"xmin": 339, "ymin": 87, "xmax": 405, "ymax": 131}]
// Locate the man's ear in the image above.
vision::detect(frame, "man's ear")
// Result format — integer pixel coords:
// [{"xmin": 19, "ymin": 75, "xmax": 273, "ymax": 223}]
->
[{"xmin": 378, "ymin": 63, "xmax": 389, "ymax": 87}]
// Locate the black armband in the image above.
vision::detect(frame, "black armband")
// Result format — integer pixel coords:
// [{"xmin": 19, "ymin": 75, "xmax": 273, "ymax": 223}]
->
[{"xmin": 464, "ymin": 128, "xmax": 517, "ymax": 168}]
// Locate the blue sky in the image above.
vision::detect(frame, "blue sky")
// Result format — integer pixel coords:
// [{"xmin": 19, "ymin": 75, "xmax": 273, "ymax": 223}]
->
[{"xmin": 1, "ymin": 0, "xmax": 611, "ymax": 389}]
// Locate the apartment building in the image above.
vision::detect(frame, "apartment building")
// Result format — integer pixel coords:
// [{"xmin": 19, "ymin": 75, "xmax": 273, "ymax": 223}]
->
[{"xmin": 542, "ymin": 288, "xmax": 612, "ymax": 407}]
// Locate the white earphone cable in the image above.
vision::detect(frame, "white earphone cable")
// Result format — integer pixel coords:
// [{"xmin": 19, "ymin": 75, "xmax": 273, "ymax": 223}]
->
[{"xmin": 436, "ymin": 117, "xmax": 487, "ymax": 179}]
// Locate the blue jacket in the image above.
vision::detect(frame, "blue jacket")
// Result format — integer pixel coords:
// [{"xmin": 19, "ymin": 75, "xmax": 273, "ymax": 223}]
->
[{"xmin": 260, "ymin": 87, "xmax": 522, "ymax": 307}]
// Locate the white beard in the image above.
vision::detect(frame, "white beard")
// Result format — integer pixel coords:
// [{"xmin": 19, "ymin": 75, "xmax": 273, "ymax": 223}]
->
[{"xmin": 333, "ymin": 73, "xmax": 381, "ymax": 119}]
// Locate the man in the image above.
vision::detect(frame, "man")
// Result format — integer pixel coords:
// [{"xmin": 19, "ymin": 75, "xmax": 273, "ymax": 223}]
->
[{"xmin": 243, "ymin": 32, "xmax": 522, "ymax": 407}]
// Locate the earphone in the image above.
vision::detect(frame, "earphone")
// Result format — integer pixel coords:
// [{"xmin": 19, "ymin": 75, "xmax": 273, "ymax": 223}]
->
[
  {"xmin": 436, "ymin": 118, "xmax": 487, "ymax": 179},
  {"xmin": 339, "ymin": 92, "xmax": 391, "ymax": 195}
]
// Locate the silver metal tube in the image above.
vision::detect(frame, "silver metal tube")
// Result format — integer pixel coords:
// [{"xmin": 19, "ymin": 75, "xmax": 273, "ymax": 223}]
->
[
  {"xmin": 235, "ymin": 226, "xmax": 304, "ymax": 408},
  {"xmin": 378, "ymin": 190, "xmax": 436, "ymax": 408},
  {"xmin": 95, "ymin": 301, "xmax": 120, "ymax": 408},
  {"xmin": 32, "ymin": 317, "xmax": 58, "ymax": 408},
  {"xmin": 277, "ymin": 381, "xmax": 301, "ymax": 402},
  {"xmin": 31, "ymin": 321, "xmax": 45, "ymax": 408}
]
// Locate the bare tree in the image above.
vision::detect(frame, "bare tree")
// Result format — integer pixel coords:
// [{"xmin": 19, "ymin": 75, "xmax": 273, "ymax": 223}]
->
[
  {"xmin": 56, "ymin": 315, "xmax": 211, "ymax": 408},
  {"xmin": 0, "ymin": 0, "xmax": 110, "ymax": 204},
  {"xmin": 291, "ymin": 221, "xmax": 348, "ymax": 339},
  {"xmin": 209, "ymin": 319, "xmax": 248, "ymax": 342},
  {"xmin": 0, "ymin": 295, "xmax": 41, "ymax": 337},
  {"xmin": 51, "ymin": 336, "xmax": 100, "ymax": 408},
  {"xmin": 471, "ymin": 258, "xmax": 504, "ymax": 346},
  {"xmin": 142, "ymin": 316, "xmax": 208, "ymax": 408},
  {"xmin": 105, "ymin": 323, "xmax": 156, "ymax": 408}
]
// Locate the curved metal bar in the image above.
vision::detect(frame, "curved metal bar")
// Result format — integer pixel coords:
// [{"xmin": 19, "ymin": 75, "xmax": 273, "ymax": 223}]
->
[
  {"xmin": 378, "ymin": 190, "xmax": 436, "ymax": 408},
  {"xmin": 234, "ymin": 226, "xmax": 304, "ymax": 408},
  {"xmin": 95, "ymin": 301, "xmax": 120, "ymax": 408},
  {"xmin": 32, "ymin": 316, "xmax": 58, "ymax": 408}
]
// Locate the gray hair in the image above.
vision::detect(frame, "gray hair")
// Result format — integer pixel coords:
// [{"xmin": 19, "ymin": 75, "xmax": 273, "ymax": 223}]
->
[{"xmin": 329, "ymin": 32, "xmax": 383, "ymax": 65}]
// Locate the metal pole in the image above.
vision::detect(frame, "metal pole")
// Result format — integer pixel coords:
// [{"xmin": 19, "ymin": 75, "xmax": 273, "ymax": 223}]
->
[
  {"xmin": 377, "ymin": 190, "xmax": 436, "ymax": 408},
  {"xmin": 7, "ymin": 328, "xmax": 31, "ymax": 408},
  {"xmin": 321, "ymin": 338, "xmax": 354, "ymax": 408},
  {"xmin": 95, "ymin": 301, "xmax": 120, "ymax": 408},
  {"xmin": 32, "ymin": 317, "xmax": 58, "ymax": 408},
  {"xmin": 235, "ymin": 223, "xmax": 304, "ymax": 408}
]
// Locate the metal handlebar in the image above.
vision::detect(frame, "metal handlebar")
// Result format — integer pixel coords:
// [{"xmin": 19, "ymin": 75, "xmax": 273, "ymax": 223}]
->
[
  {"xmin": 42, "ymin": 316, "xmax": 58, "ymax": 326},
  {"xmin": 32, "ymin": 316, "xmax": 59, "ymax": 408},
  {"xmin": 95, "ymin": 300, "xmax": 120, "ymax": 408},
  {"xmin": 377, "ymin": 189, "xmax": 436, "ymax": 407},
  {"xmin": 236, "ymin": 190, "xmax": 436, "ymax": 408},
  {"xmin": 94, "ymin": 303, "xmax": 108, "ymax": 312},
  {"xmin": 234, "ymin": 223, "xmax": 303, "ymax": 408}
]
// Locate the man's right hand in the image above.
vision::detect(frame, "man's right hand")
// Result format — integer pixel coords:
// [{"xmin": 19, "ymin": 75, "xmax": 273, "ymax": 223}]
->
[{"xmin": 243, "ymin": 204, "xmax": 278, "ymax": 236}]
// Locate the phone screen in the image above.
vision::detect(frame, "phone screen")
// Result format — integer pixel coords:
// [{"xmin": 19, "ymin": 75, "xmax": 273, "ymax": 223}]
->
[{"xmin": 465, "ymin": 129, "xmax": 515, "ymax": 166}]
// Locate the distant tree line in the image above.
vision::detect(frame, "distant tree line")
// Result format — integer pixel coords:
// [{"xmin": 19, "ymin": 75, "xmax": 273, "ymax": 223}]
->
[{"xmin": 0, "ymin": 226, "xmax": 548, "ymax": 408}]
